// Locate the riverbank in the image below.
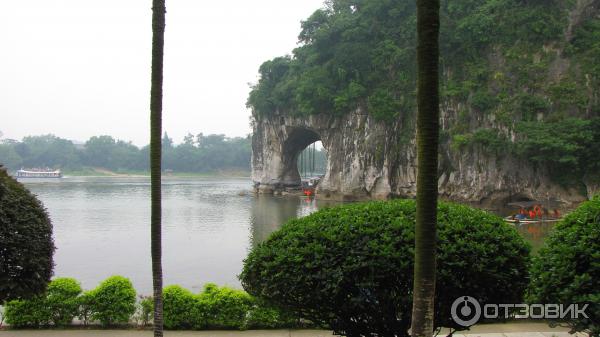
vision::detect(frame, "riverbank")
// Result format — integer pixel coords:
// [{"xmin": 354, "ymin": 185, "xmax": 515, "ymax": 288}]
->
[
  {"xmin": 0, "ymin": 322, "xmax": 589, "ymax": 336},
  {"xmin": 63, "ymin": 168, "xmax": 250, "ymax": 178}
]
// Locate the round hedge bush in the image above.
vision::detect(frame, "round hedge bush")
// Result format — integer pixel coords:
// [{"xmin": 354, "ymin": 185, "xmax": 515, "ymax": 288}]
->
[
  {"xmin": 45, "ymin": 277, "xmax": 82, "ymax": 326},
  {"xmin": 87, "ymin": 275, "xmax": 136, "ymax": 326},
  {"xmin": 163, "ymin": 285, "xmax": 198, "ymax": 329},
  {"xmin": 241, "ymin": 199, "xmax": 531, "ymax": 337},
  {"xmin": 198, "ymin": 283, "xmax": 254, "ymax": 329},
  {"xmin": 528, "ymin": 196, "xmax": 600, "ymax": 336},
  {"xmin": 0, "ymin": 167, "xmax": 55, "ymax": 302}
]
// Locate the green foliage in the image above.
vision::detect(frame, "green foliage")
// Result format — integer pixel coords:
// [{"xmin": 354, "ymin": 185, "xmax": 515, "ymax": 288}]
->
[
  {"xmin": 4, "ymin": 278, "xmax": 82, "ymax": 327},
  {"xmin": 528, "ymin": 196, "xmax": 600, "ymax": 336},
  {"xmin": 87, "ymin": 276, "xmax": 136, "ymax": 326},
  {"xmin": 3, "ymin": 277, "xmax": 296, "ymax": 330},
  {"xmin": 247, "ymin": 0, "xmax": 575, "ymax": 122},
  {"xmin": 471, "ymin": 90, "xmax": 498, "ymax": 113},
  {"xmin": 451, "ymin": 128, "xmax": 508, "ymax": 154},
  {"xmin": 77, "ymin": 291, "xmax": 94, "ymax": 326},
  {"xmin": 0, "ymin": 133, "xmax": 251, "ymax": 173},
  {"xmin": 45, "ymin": 278, "xmax": 82, "ymax": 326},
  {"xmin": 245, "ymin": 300, "xmax": 297, "ymax": 329},
  {"xmin": 0, "ymin": 144, "xmax": 23, "ymax": 169},
  {"xmin": 451, "ymin": 133, "xmax": 471, "ymax": 150},
  {"xmin": 248, "ymin": 0, "xmax": 418, "ymax": 120},
  {"xmin": 18, "ymin": 135, "xmax": 81, "ymax": 170},
  {"xmin": 569, "ymin": 18, "xmax": 600, "ymax": 90},
  {"xmin": 241, "ymin": 200, "xmax": 530, "ymax": 337},
  {"xmin": 367, "ymin": 88, "xmax": 401, "ymax": 122},
  {"xmin": 137, "ymin": 295, "xmax": 153, "ymax": 327},
  {"xmin": 161, "ymin": 283, "xmax": 297, "ymax": 330},
  {"xmin": 163, "ymin": 285, "xmax": 198, "ymax": 329},
  {"xmin": 246, "ymin": 0, "xmax": 595, "ymax": 190},
  {"xmin": 199, "ymin": 283, "xmax": 254, "ymax": 329},
  {"xmin": 548, "ymin": 80, "xmax": 589, "ymax": 111},
  {"xmin": 515, "ymin": 118, "xmax": 600, "ymax": 181},
  {"xmin": 4, "ymin": 297, "xmax": 48, "ymax": 328},
  {"xmin": 515, "ymin": 93, "xmax": 550, "ymax": 121},
  {"xmin": 0, "ymin": 168, "xmax": 54, "ymax": 302}
]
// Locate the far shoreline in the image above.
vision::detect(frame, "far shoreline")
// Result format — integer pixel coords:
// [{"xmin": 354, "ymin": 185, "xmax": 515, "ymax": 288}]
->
[{"xmin": 61, "ymin": 167, "xmax": 251, "ymax": 179}]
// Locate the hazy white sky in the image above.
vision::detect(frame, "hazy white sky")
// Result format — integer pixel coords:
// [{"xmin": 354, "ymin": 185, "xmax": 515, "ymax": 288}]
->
[{"xmin": 0, "ymin": 0, "xmax": 324, "ymax": 146}]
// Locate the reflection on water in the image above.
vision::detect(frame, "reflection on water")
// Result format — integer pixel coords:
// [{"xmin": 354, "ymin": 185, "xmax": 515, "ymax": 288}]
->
[
  {"xmin": 249, "ymin": 195, "xmax": 341, "ymax": 247},
  {"xmin": 514, "ymin": 221, "xmax": 556, "ymax": 252},
  {"xmin": 21, "ymin": 176, "xmax": 554, "ymax": 294}
]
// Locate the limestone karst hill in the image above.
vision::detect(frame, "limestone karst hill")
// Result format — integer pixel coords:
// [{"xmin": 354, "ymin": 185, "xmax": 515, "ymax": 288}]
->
[{"xmin": 249, "ymin": 0, "xmax": 600, "ymax": 208}]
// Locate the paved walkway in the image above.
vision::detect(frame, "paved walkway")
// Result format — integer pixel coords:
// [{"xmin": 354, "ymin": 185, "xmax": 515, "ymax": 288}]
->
[{"xmin": 0, "ymin": 323, "xmax": 589, "ymax": 337}]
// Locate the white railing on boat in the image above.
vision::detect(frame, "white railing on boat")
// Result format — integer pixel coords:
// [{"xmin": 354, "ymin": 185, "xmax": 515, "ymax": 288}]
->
[{"xmin": 16, "ymin": 169, "xmax": 62, "ymax": 178}]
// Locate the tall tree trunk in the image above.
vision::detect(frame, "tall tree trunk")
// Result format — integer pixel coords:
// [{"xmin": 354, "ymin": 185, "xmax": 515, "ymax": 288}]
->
[
  {"xmin": 150, "ymin": 1, "xmax": 166, "ymax": 336},
  {"xmin": 411, "ymin": 0, "xmax": 440, "ymax": 336}
]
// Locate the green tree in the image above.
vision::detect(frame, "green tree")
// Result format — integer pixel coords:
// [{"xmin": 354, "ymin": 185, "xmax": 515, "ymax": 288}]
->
[
  {"xmin": 19, "ymin": 135, "xmax": 81, "ymax": 170},
  {"xmin": 150, "ymin": 0, "xmax": 166, "ymax": 336},
  {"xmin": 0, "ymin": 167, "xmax": 54, "ymax": 302},
  {"xmin": 0, "ymin": 144, "xmax": 23, "ymax": 170},
  {"xmin": 528, "ymin": 196, "xmax": 600, "ymax": 336},
  {"xmin": 411, "ymin": 0, "xmax": 440, "ymax": 336},
  {"xmin": 84, "ymin": 136, "xmax": 117, "ymax": 168}
]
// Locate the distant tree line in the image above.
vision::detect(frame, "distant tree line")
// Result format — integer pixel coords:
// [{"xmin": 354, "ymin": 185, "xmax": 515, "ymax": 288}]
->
[
  {"xmin": 0, "ymin": 133, "xmax": 252, "ymax": 173},
  {"xmin": 0, "ymin": 133, "xmax": 329, "ymax": 174}
]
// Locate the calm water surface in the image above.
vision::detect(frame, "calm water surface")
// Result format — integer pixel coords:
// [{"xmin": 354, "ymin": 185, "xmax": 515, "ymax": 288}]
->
[
  {"xmin": 22, "ymin": 176, "xmax": 334, "ymax": 294},
  {"xmin": 21, "ymin": 176, "xmax": 551, "ymax": 294}
]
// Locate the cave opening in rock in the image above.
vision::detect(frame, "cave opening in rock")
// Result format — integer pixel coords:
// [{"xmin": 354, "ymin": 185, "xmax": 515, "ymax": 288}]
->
[
  {"xmin": 297, "ymin": 140, "xmax": 327, "ymax": 179},
  {"xmin": 280, "ymin": 127, "xmax": 328, "ymax": 187}
]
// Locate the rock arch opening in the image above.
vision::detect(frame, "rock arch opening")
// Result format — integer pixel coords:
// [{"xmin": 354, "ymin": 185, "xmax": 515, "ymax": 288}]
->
[
  {"xmin": 280, "ymin": 127, "xmax": 326, "ymax": 187},
  {"xmin": 297, "ymin": 141, "xmax": 327, "ymax": 179}
]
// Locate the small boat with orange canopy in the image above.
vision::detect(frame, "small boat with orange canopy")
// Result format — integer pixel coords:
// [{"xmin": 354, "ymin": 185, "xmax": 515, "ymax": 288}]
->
[
  {"xmin": 301, "ymin": 177, "xmax": 320, "ymax": 197},
  {"xmin": 504, "ymin": 200, "xmax": 563, "ymax": 224}
]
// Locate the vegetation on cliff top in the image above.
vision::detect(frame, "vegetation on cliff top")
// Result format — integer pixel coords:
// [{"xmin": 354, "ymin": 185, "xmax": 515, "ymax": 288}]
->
[{"xmin": 247, "ymin": 0, "xmax": 599, "ymax": 185}]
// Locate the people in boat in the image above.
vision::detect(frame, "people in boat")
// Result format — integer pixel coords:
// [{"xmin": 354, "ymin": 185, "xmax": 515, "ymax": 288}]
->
[{"xmin": 534, "ymin": 205, "xmax": 543, "ymax": 218}]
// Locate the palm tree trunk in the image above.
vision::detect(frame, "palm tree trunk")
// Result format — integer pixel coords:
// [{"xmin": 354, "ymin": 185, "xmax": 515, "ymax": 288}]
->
[
  {"xmin": 150, "ymin": 0, "xmax": 166, "ymax": 336},
  {"xmin": 411, "ymin": 0, "xmax": 440, "ymax": 336}
]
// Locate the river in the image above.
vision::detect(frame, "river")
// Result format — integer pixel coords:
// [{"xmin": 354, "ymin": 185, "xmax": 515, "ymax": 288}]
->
[{"xmin": 21, "ymin": 176, "xmax": 552, "ymax": 295}]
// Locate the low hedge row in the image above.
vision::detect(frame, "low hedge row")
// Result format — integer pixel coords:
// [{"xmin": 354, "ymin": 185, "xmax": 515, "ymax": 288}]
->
[
  {"xmin": 3, "ymin": 276, "xmax": 296, "ymax": 329},
  {"xmin": 162, "ymin": 284, "xmax": 297, "ymax": 330},
  {"xmin": 5, "ymin": 276, "xmax": 135, "ymax": 327}
]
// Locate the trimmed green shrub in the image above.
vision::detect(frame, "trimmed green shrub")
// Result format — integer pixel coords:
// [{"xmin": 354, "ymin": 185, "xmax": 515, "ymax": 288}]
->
[
  {"xmin": 4, "ymin": 297, "xmax": 48, "ymax": 328},
  {"xmin": 3, "ymin": 276, "xmax": 297, "ymax": 330},
  {"xmin": 199, "ymin": 283, "xmax": 253, "ymax": 329},
  {"xmin": 241, "ymin": 200, "xmax": 531, "ymax": 337},
  {"xmin": 0, "ymin": 167, "xmax": 54, "ymax": 302},
  {"xmin": 163, "ymin": 285, "xmax": 198, "ymax": 329},
  {"xmin": 4, "ymin": 277, "xmax": 82, "ymax": 327},
  {"xmin": 528, "ymin": 196, "xmax": 600, "ymax": 336},
  {"xmin": 45, "ymin": 278, "xmax": 82, "ymax": 326},
  {"xmin": 87, "ymin": 276, "xmax": 136, "ymax": 326}
]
